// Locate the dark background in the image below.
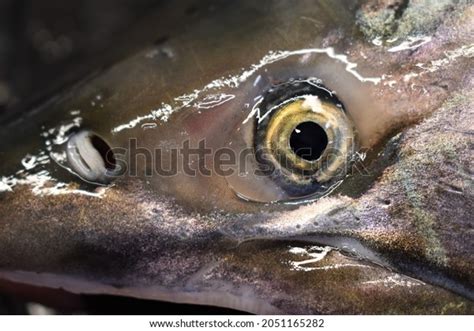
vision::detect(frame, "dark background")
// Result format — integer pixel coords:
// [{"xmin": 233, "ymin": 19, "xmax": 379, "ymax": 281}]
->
[
  {"xmin": 0, "ymin": 0, "xmax": 244, "ymax": 314},
  {"xmin": 0, "ymin": 0, "xmax": 167, "ymax": 119}
]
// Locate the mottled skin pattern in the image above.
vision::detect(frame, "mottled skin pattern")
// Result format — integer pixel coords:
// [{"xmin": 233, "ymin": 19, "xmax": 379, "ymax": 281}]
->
[{"xmin": 0, "ymin": 0, "xmax": 473, "ymax": 313}]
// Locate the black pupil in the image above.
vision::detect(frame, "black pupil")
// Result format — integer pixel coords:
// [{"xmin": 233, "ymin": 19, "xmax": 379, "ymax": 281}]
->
[{"xmin": 289, "ymin": 121, "xmax": 328, "ymax": 161}]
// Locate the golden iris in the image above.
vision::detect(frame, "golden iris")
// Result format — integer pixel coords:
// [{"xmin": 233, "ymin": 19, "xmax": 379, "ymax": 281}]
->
[{"xmin": 263, "ymin": 95, "xmax": 355, "ymax": 185}]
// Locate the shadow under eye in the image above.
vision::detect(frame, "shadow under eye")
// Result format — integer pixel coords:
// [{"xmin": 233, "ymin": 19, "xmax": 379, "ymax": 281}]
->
[{"xmin": 331, "ymin": 132, "xmax": 403, "ymax": 199}]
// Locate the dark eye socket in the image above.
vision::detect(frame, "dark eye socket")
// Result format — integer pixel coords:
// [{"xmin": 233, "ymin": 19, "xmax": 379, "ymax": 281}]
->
[{"xmin": 253, "ymin": 78, "xmax": 356, "ymax": 200}]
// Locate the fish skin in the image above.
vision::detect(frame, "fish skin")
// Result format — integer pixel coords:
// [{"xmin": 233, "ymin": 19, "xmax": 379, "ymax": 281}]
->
[{"xmin": 0, "ymin": 0, "xmax": 473, "ymax": 313}]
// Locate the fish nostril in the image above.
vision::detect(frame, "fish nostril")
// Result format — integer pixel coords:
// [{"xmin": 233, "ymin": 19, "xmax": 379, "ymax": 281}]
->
[
  {"xmin": 66, "ymin": 130, "xmax": 117, "ymax": 184},
  {"xmin": 89, "ymin": 134, "xmax": 116, "ymax": 171}
]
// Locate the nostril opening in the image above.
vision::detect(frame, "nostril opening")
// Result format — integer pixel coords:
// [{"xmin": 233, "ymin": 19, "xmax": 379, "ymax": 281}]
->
[
  {"xmin": 90, "ymin": 134, "xmax": 116, "ymax": 171},
  {"xmin": 66, "ymin": 130, "xmax": 117, "ymax": 184}
]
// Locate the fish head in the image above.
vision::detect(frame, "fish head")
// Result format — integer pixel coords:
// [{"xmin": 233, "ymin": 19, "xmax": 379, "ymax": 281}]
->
[{"xmin": 0, "ymin": 0, "xmax": 473, "ymax": 314}]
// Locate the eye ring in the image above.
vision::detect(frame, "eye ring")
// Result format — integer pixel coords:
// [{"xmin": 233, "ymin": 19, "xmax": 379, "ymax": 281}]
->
[
  {"xmin": 254, "ymin": 78, "xmax": 356, "ymax": 198},
  {"xmin": 264, "ymin": 95, "xmax": 355, "ymax": 181}
]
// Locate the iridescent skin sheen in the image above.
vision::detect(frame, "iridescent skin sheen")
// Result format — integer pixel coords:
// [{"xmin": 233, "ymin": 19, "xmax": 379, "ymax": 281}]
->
[{"xmin": 0, "ymin": 0, "xmax": 473, "ymax": 314}]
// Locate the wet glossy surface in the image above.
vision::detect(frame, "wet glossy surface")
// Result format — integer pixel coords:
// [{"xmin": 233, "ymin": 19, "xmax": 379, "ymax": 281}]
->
[{"xmin": 0, "ymin": 0, "xmax": 473, "ymax": 314}]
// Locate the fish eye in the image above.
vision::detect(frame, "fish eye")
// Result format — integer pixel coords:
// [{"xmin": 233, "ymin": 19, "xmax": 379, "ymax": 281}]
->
[
  {"xmin": 253, "ymin": 79, "xmax": 356, "ymax": 199},
  {"xmin": 289, "ymin": 121, "xmax": 328, "ymax": 161},
  {"xmin": 66, "ymin": 130, "xmax": 117, "ymax": 185}
]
